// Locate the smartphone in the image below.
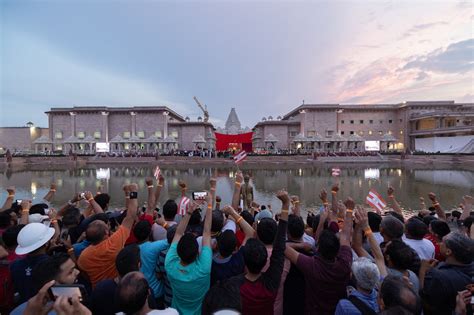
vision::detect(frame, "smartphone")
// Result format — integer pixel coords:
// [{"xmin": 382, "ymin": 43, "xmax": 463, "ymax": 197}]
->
[
  {"xmin": 60, "ymin": 229, "xmax": 69, "ymax": 242},
  {"xmin": 80, "ymin": 192, "xmax": 86, "ymax": 199},
  {"xmin": 192, "ymin": 191, "xmax": 208, "ymax": 201},
  {"xmin": 48, "ymin": 284, "xmax": 86, "ymax": 301},
  {"xmin": 16, "ymin": 199, "xmax": 23, "ymax": 205}
]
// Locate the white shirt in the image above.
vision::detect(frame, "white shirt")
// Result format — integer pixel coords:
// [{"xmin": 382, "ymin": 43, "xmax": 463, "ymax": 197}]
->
[
  {"xmin": 302, "ymin": 233, "xmax": 316, "ymax": 247},
  {"xmin": 402, "ymin": 235, "xmax": 435, "ymax": 260}
]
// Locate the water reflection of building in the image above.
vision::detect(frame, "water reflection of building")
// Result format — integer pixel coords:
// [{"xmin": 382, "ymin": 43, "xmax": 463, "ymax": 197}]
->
[{"xmin": 253, "ymin": 101, "xmax": 473, "ymax": 153}]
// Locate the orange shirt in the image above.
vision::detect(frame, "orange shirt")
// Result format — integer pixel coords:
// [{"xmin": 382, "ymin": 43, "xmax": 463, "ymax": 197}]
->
[{"xmin": 78, "ymin": 225, "xmax": 130, "ymax": 288}]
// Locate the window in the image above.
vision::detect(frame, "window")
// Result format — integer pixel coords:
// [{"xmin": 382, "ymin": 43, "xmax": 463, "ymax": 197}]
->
[
  {"xmin": 340, "ymin": 131, "xmax": 345, "ymax": 135},
  {"xmin": 326, "ymin": 130, "xmax": 334, "ymax": 137},
  {"xmin": 379, "ymin": 120, "xmax": 383, "ymax": 124},
  {"xmin": 400, "ymin": 130, "xmax": 403, "ymax": 135},
  {"xmin": 350, "ymin": 131, "xmax": 354, "ymax": 135},
  {"xmin": 94, "ymin": 131, "xmax": 101, "ymax": 139},
  {"xmin": 55, "ymin": 131, "xmax": 63, "ymax": 139},
  {"xmin": 77, "ymin": 131, "xmax": 85, "ymax": 139},
  {"xmin": 389, "ymin": 120, "xmax": 393, "ymax": 124},
  {"xmin": 341, "ymin": 120, "xmax": 345, "ymax": 124},
  {"xmin": 154, "ymin": 131, "xmax": 162, "ymax": 138},
  {"xmin": 290, "ymin": 131, "xmax": 298, "ymax": 137},
  {"xmin": 123, "ymin": 131, "xmax": 131, "ymax": 138},
  {"xmin": 378, "ymin": 131, "xmax": 383, "ymax": 135},
  {"xmin": 369, "ymin": 120, "xmax": 373, "ymax": 124},
  {"xmin": 137, "ymin": 131, "xmax": 145, "ymax": 138},
  {"xmin": 368, "ymin": 130, "xmax": 373, "ymax": 135},
  {"xmin": 360, "ymin": 120, "xmax": 364, "ymax": 124},
  {"xmin": 307, "ymin": 131, "xmax": 315, "ymax": 137},
  {"xmin": 171, "ymin": 131, "xmax": 179, "ymax": 138},
  {"xmin": 55, "ymin": 145, "xmax": 63, "ymax": 151},
  {"xmin": 350, "ymin": 120, "xmax": 354, "ymax": 124},
  {"xmin": 124, "ymin": 144, "xmax": 130, "ymax": 150}
]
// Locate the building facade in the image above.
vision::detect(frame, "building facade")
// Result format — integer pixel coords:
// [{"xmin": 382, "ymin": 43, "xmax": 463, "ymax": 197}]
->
[
  {"xmin": 252, "ymin": 101, "xmax": 474, "ymax": 153},
  {"xmin": 45, "ymin": 106, "xmax": 215, "ymax": 154},
  {"xmin": 0, "ymin": 125, "xmax": 48, "ymax": 153}
]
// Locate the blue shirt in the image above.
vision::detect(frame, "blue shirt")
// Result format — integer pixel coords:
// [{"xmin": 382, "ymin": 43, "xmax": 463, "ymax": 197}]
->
[
  {"xmin": 73, "ymin": 240, "xmax": 91, "ymax": 258},
  {"xmin": 10, "ymin": 254, "xmax": 49, "ymax": 303},
  {"xmin": 139, "ymin": 240, "xmax": 169, "ymax": 298},
  {"xmin": 165, "ymin": 243, "xmax": 212, "ymax": 315},
  {"xmin": 335, "ymin": 288, "xmax": 379, "ymax": 315}
]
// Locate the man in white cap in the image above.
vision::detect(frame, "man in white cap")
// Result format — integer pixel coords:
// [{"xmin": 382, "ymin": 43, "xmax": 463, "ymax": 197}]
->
[{"xmin": 9, "ymin": 222, "xmax": 55, "ymax": 303}]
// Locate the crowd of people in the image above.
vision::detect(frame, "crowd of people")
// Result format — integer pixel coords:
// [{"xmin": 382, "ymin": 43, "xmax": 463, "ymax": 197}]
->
[{"xmin": 0, "ymin": 172, "xmax": 473, "ymax": 315}]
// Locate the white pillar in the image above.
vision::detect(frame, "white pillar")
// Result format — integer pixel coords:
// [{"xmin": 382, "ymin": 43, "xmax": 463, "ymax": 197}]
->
[
  {"xmin": 69, "ymin": 112, "xmax": 76, "ymax": 137},
  {"xmin": 299, "ymin": 109, "xmax": 306, "ymax": 136},
  {"xmin": 102, "ymin": 111, "xmax": 109, "ymax": 142},
  {"xmin": 163, "ymin": 111, "xmax": 169, "ymax": 138},
  {"xmin": 130, "ymin": 112, "xmax": 137, "ymax": 136}
]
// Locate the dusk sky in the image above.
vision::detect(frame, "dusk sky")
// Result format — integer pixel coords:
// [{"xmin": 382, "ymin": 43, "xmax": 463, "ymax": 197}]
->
[{"xmin": 1, "ymin": 0, "xmax": 473, "ymax": 128}]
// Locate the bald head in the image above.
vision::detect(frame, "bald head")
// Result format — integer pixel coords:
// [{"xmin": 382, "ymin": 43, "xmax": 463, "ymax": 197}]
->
[
  {"xmin": 86, "ymin": 220, "xmax": 109, "ymax": 245},
  {"xmin": 115, "ymin": 271, "xmax": 149, "ymax": 314}
]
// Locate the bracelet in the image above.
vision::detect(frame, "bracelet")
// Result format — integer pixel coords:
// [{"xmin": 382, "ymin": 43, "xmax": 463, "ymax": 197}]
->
[
  {"xmin": 331, "ymin": 191, "xmax": 337, "ymax": 194},
  {"xmin": 147, "ymin": 185, "xmax": 154, "ymax": 189},
  {"xmin": 323, "ymin": 202, "xmax": 329, "ymax": 206},
  {"xmin": 235, "ymin": 182, "xmax": 241, "ymax": 186},
  {"xmin": 125, "ymin": 196, "xmax": 130, "ymax": 199},
  {"xmin": 67, "ymin": 248, "xmax": 74, "ymax": 254},
  {"xmin": 157, "ymin": 184, "xmax": 163, "ymax": 187},
  {"xmin": 236, "ymin": 216, "xmax": 243, "ymax": 224},
  {"xmin": 346, "ymin": 209, "xmax": 353, "ymax": 214},
  {"xmin": 364, "ymin": 227, "xmax": 373, "ymax": 236},
  {"xmin": 210, "ymin": 188, "xmax": 216, "ymax": 191},
  {"xmin": 293, "ymin": 200, "xmax": 300, "ymax": 204},
  {"xmin": 207, "ymin": 205, "xmax": 213, "ymax": 210},
  {"xmin": 7, "ymin": 194, "xmax": 15, "ymax": 198},
  {"xmin": 22, "ymin": 209, "xmax": 30, "ymax": 213},
  {"xmin": 281, "ymin": 209, "xmax": 289, "ymax": 213},
  {"xmin": 162, "ymin": 222, "xmax": 168, "ymax": 229},
  {"xmin": 433, "ymin": 202, "xmax": 440, "ymax": 207},
  {"xmin": 50, "ymin": 189, "xmax": 56, "ymax": 192},
  {"xmin": 51, "ymin": 219, "xmax": 58, "ymax": 224}
]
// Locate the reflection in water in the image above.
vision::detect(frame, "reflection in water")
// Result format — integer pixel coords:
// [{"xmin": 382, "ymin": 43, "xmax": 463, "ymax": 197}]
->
[{"xmin": 0, "ymin": 166, "xmax": 473, "ymax": 215}]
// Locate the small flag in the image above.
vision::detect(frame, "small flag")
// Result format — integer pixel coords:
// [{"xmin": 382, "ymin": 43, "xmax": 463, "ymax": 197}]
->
[
  {"xmin": 366, "ymin": 189, "xmax": 387, "ymax": 213},
  {"xmin": 178, "ymin": 197, "xmax": 190, "ymax": 216},
  {"xmin": 154, "ymin": 166, "xmax": 161, "ymax": 180},
  {"xmin": 332, "ymin": 168, "xmax": 341, "ymax": 176},
  {"xmin": 233, "ymin": 150, "xmax": 247, "ymax": 164}
]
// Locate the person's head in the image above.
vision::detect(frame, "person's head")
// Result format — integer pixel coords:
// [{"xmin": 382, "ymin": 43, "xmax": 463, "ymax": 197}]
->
[
  {"xmin": 387, "ymin": 211, "xmax": 405, "ymax": 223},
  {"xmin": 260, "ymin": 205, "xmax": 266, "ymax": 211},
  {"xmin": 62, "ymin": 207, "xmax": 81, "ymax": 227},
  {"xmin": 33, "ymin": 253, "xmax": 79, "ymax": 292},
  {"xmin": 133, "ymin": 220, "xmax": 151, "ymax": 243},
  {"xmin": 240, "ymin": 210, "xmax": 254, "ymax": 226},
  {"xmin": 405, "ymin": 217, "xmax": 428, "ymax": 240},
  {"xmin": 368, "ymin": 212, "xmax": 382, "ymax": 232},
  {"xmin": 2, "ymin": 224, "xmax": 24, "ymax": 249},
  {"xmin": 378, "ymin": 275, "xmax": 421, "ymax": 314},
  {"xmin": 211, "ymin": 210, "xmax": 224, "ymax": 233},
  {"xmin": 202, "ymin": 279, "xmax": 242, "ymax": 315},
  {"xmin": 94, "ymin": 193, "xmax": 110, "ymax": 210},
  {"xmin": 166, "ymin": 225, "xmax": 177, "ymax": 244},
  {"xmin": 384, "ymin": 240, "xmax": 414, "ymax": 271},
  {"xmin": 29, "ymin": 203, "xmax": 48, "ymax": 215},
  {"xmin": 422, "ymin": 215, "xmax": 437, "ymax": 227},
  {"xmin": 217, "ymin": 230, "xmax": 237, "ymax": 258},
  {"xmin": 244, "ymin": 175, "xmax": 250, "ymax": 183},
  {"xmin": 256, "ymin": 218, "xmax": 277, "ymax": 245},
  {"xmin": 440, "ymin": 232, "xmax": 474, "ymax": 264},
  {"xmin": 163, "ymin": 199, "xmax": 178, "ymax": 221},
  {"xmin": 0, "ymin": 212, "xmax": 11, "ymax": 229},
  {"xmin": 317, "ymin": 230, "xmax": 340, "ymax": 261},
  {"xmin": 287, "ymin": 214, "xmax": 305, "ymax": 240},
  {"xmin": 16, "ymin": 222, "xmax": 55, "ymax": 255},
  {"xmin": 451, "ymin": 210, "xmax": 462, "ymax": 220},
  {"xmin": 177, "ymin": 233, "xmax": 199, "ymax": 264},
  {"xmin": 242, "ymin": 238, "xmax": 268, "ymax": 274},
  {"xmin": 380, "ymin": 216, "xmax": 404, "ymax": 241},
  {"xmin": 351, "ymin": 257, "xmax": 380, "ymax": 292},
  {"xmin": 189, "ymin": 210, "xmax": 202, "ymax": 226},
  {"xmin": 115, "ymin": 272, "xmax": 150, "ymax": 315},
  {"xmin": 429, "ymin": 220, "xmax": 450, "ymax": 240},
  {"xmin": 462, "ymin": 216, "xmax": 474, "ymax": 236},
  {"xmin": 86, "ymin": 220, "xmax": 110, "ymax": 245},
  {"xmin": 116, "ymin": 244, "xmax": 141, "ymax": 277}
]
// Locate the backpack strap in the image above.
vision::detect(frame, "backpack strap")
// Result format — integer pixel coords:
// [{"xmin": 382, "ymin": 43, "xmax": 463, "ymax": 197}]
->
[{"xmin": 347, "ymin": 295, "xmax": 377, "ymax": 315}]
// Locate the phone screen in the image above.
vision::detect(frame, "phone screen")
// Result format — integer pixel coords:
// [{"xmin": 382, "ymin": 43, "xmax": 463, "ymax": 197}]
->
[
  {"xmin": 50, "ymin": 286, "xmax": 83, "ymax": 301},
  {"xmin": 193, "ymin": 192, "xmax": 208, "ymax": 200}
]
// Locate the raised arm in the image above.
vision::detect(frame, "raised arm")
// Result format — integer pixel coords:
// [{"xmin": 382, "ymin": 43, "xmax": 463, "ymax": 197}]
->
[
  {"xmin": 222, "ymin": 205, "xmax": 255, "ymax": 245},
  {"xmin": 202, "ymin": 192, "xmax": 213, "ymax": 248},
  {"xmin": 331, "ymin": 184, "xmax": 339, "ymax": 217},
  {"xmin": 460, "ymin": 195, "xmax": 473, "ymax": 221},
  {"xmin": 152, "ymin": 174, "xmax": 165, "ymax": 210},
  {"xmin": 387, "ymin": 186, "xmax": 402, "ymax": 216},
  {"xmin": 1, "ymin": 186, "xmax": 15, "ymax": 211},
  {"xmin": 340, "ymin": 198, "xmax": 355, "ymax": 247},
  {"xmin": 428, "ymin": 192, "xmax": 446, "ymax": 221},
  {"xmin": 121, "ymin": 184, "xmax": 139, "ymax": 231},
  {"xmin": 231, "ymin": 172, "xmax": 244, "ymax": 210},
  {"xmin": 19, "ymin": 200, "xmax": 32, "ymax": 225},
  {"xmin": 84, "ymin": 191, "xmax": 104, "ymax": 214},
  {"xmin": 145, "ymin": 177, "xmax": 156, "ymax": 215},
  {"xmin": 42, "ymin": 183, "xmax": 56, "ymax": 203},
  {"xmin": 172, "ymin": 202, "xmax": 196, "ymax": 243},
  {"xmin": 209, "ymin": 178, "xmax": 217, "ymax": 209},
  {"xmin": 291, "ymin": 195, "xmax": 301, "ymax": 217},
  {"xmin": 419, "ymin": 197, "xmax": 427, "ymax": 211}
]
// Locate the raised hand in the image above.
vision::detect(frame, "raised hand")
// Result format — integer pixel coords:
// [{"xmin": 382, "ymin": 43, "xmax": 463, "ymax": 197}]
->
[
  {"xmin": 158, "ymin": 174, "xmax": 165, "ymax": 186},
  {"xmin": 187, "ymin": 201, "xmax": 198, "ymax": 215},
  {"xmin": 6, "ymin": 186, "xmax": 15, "ymax": 196},
  {"xmin": 331, "ymin": 183, "xmax": 339, "ymax": 193},
  {"xmin": 291, "ymin": 195, "xmax": 300, "ymax": 204},
  {"xmin": 387, "ymin": 186, "xmax": 395, "ymax": 197},
  {"xmin": 216, "ymin": 196, "xmax": 222, "ymax": 203},
  {"xmin": 145, "ymin": 177, "xmax": 154, "ymax": 187},
  {"xmin": 354, "ymin": 206, "xmax": 369, "ymax": 228},
  {"xmin": 319, "ymin": 189, "xmax": 328, "ymax": 203},
  {"xmin": 50, "ymin": 183, "xmax": 57, "ymax": 191},
  {"xmin": 344, "ymin": 197, "xmax": 355, "ymax": 210},
  {"xmin": 20, "ymin": 200, "xmax": 32, "ymax": 211},
  {"xmin": 210, "ymin": 178, "xmax": 217, "ymax": 189},
  {"xmin": 235, "ymin": 172, "xmax": 244, "ymax": 184},
  {"xmin": 462, "ymin": 195, "xmax": 473, "ymax": 205},
  {"xmin": 128, "ymin": 183, "xmax": 138, "ymax": 192},
  {"xmin": 178, "ymin": 180, "xmax": 187, "ymax": 191},
  {"xmin": 276, "ymin": 190, "xmax": 290, "ymax": 205},
  {"xmin": 428, "ymin": 192, "xmax": 437, "ymax": 203},
  {"xmin": 221, "ymin": 205, "xmax": 235, "ymax": 216},
  {"xmin": 84, "ymin": 191, "xmax": 94, "ymax": 201},
  {"xmin": 23, "ymin": 280, "xmax": 55, "ymax": 315},
  {"xmin": 48, "ymin": 208, "xmax": 57, "ymax": 220}
]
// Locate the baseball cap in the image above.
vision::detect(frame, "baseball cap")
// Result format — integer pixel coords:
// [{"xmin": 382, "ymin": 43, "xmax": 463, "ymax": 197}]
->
[
  {"xmin": 16, "ymin": 222, "xmax": 55, "ymax": 255},
  {"xmin": 255, "ymin": 209, "xmax": 273, "ymax": 222}
]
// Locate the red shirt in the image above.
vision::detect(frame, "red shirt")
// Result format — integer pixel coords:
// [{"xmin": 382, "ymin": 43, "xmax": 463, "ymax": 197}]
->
[
  {"xmin": 425, "ymin": 233, "xmax": 445, "ymax": 261},
  {"xmin": 125, "ymin": 214, "xmax": 154, "ymax": 245}
]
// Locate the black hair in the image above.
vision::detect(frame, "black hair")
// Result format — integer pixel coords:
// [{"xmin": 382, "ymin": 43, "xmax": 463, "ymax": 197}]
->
[
  {"xmin": 306, "ymin": 214, "xmax": 315, "ymax": 229},
  {"xmin": 211, "ymin": 210, "xmax": 224, "ymax": 233},
  {"xmin": 385, "ymin": 240, "xmax": 415, "ymax": 270},
  {"xmin": 115, "ymin": 272, "xmax": 149, "ymax": 315},
  {"xmin": 29, "ymin": 203, "xmax": 48, "ymax": 215},
  {"xmin": 217, "ymin": 230, "xmax": 237, "ymax": 258},
  {"xmin": 2, "ymin": 224, "xmax": 24, "ymax": 248},
  {"xmin": 451, "ymin": 210, "xmax": 462, "ymax": 219},
  {"xmin": 189, "ymin": 211, "xmax": 202, "ymax": 226},
  {"xmin": 242, "ymin": 238, "xmax": 268, "ymax": 274},
  {"xmin": 256, "ymin": 218, "xmax": 277, "ymax": 245},
  {"xmin": 166, "ymin": 225, "xmax": 177, "ymax": 244},
  {"xmin": 422, "ymin": 215, "xmax": 437, "ymax": 226},
  {"xmin": 288, "ymin": 215, "xmax": 305, "ymax": 239},
  {"xmin": 380, "ymin": 216, "xmax": 404, "ymax": 240},
  {"xmin": 94, "ymin": 193, "xmax": 111, "ymax": 210},
  {"xmin": 202, "ymin": 279, "xmax": 242, "ymax": 315},
  {"xmin": 444, "ymin": 232, "xmax": 474, "ymax": 264},
  {"xmin": 115, "ymin": 244, "xmax": 141, "ymax": 277},
  {"xmin": 163, "ymin": 199, "xmax": 178, "ymax": 221},
  {"xmin": 133, "ymin": 220, "xmax": 152, "ymax": 242},
  {"xmin": 380, "ymin": 275, "xmax": 422, "ymax": 315},
  {"xmin": 317, "ymin": 230, "xmax": 340, "ymax": 261},
  {"xmin": 32, "ymin": 253, "xmax": 71, "ymax": 293},
  {"xmin": 177, "ymin": 233, "xmax": 199, "ymax": 264},
  {"xmin": 260, "ymin": 205, "xmax": 266, "ymax": 211},
  {"xmin": 368, "ymin": 212, "xmax": 382, "ymax": 232},
  {"xmin": 0, "ymin": 212, "xmax": 11, "ymax": 229},
  {"xmin": 387, "ymin": 211, "xmax": 405, "ymax": 224},
  {"xmin": 463, "ymin": 216, "xmax": 474, "ymax": 234},
  {"xmin": 430, "ymin": 220, "xmax": 450, "ymax": 239},
  {"xmin": 240, "ymin": 210, "xmax": 254, "ymax": 226},
  {"xmin": 62, "ymin": 207, "xmax": 81, "ymax": 227},
  {"xmin": 405, "ymin": 217, "xmax": 428, "ymax": 240}
]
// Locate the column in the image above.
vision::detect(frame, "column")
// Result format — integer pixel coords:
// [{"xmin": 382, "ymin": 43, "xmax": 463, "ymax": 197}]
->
[
  {"xmin": 69, "ymin": 112, "xmax": 76, "ymax": 137},
  {"xmin": 299, "ymin": 109, "xmax": 306, "ymax": 136},
  {"xmin": 102, "ymin": 111, "xmax": 109, "ymax": 142},
  {"xmin": 163, "ymin": 111, "xmax": 169, "ymax": 138},
  {"xmin": 130, "ymin": 112, "xmax": 137, "ymax": 136}
]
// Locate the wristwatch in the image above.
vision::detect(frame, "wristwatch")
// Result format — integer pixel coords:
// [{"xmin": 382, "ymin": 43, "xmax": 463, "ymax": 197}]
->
[{"xmin": 129, "ymin": 192, "xmax": 138, "ymax": 199}]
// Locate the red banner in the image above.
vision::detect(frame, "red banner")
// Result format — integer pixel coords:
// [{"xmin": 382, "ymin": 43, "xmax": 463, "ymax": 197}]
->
[{"xmin": 215, "ymin": 132, "xmax": 253, "ymax": 152}]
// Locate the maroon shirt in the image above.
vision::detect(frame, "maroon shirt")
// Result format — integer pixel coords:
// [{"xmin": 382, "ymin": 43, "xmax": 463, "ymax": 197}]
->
[{"xmin": 296, "ymin": 245, "xmax": 352, "ymax": 315}]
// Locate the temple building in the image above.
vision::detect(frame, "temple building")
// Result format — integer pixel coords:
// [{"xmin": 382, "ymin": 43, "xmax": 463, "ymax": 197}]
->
[{"xmin": 215, "ymin": 108, "xmax": 253, "ymax": 152}]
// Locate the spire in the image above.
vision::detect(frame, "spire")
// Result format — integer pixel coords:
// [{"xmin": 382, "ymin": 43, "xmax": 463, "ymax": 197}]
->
[{"xmin": 224, "ymin": 108, "xmax": 242, "ymax": 133}]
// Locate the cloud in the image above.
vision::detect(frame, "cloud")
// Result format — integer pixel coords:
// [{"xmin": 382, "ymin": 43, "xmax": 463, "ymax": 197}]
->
[
  {"xmin": 415, "ymin": 71, "xmax": 429, "ymax": 81},
  {"xmin": 400, "ymin": 21, "xmax": 449, "ymax": 39},
  {"xmin": 403, "ymin": 38, "xmax": 474, "ymax": 74},
  {"xmin": 456, "ymin": 93, "xmax": 474, "ymax": 103}
]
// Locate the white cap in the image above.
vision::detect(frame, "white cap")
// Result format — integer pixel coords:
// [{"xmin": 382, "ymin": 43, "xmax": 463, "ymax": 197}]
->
[{"xmin": 16, "ymin": 223, "xmax": 55, "ymax": 255}]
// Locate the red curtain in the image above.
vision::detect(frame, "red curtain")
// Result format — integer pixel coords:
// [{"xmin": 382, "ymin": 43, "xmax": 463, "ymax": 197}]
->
[{"xmin": 215, "ymin": 132, "xmax": 253, "ymax": 152}]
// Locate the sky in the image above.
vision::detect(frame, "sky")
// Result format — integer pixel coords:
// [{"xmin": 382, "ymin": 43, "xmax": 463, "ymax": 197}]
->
[{"xmin": 1, "ymin": 0, "xmax": 473, "ymax": 128}]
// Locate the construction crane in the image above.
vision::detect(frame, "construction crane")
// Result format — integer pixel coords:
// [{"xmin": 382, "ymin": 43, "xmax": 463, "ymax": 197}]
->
[{"xmin": 193, "ymin": 96, "xmax": 209, "ymax": 122}]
